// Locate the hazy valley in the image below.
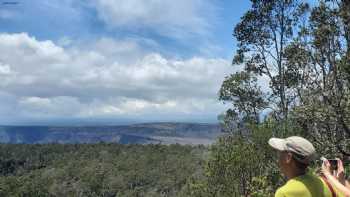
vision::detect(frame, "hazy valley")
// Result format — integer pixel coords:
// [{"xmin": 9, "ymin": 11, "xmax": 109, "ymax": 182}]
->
[{"xmin": 0, "ymin": 123, "xmax": 221, "ymax": 145}]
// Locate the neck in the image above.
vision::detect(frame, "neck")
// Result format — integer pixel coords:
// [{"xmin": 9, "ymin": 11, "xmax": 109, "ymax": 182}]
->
[{"xmin": 286, "ymin": 168, "xmax": 306, "ymax": 180}]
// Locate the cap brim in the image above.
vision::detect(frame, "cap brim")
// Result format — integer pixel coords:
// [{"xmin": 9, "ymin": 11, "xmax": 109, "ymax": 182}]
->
[{"xmin": 268, "ymin": 138, "xmax": 287, "ymax": 151}]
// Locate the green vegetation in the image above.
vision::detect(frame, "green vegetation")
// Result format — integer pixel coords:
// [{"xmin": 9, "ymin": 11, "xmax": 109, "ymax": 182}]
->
[
  {"xmin": 0, "ymin": 143, "xmax": 207, "ymax": 196},
  {"xmin": 187, "ymin": 0, "xmax": 350, "ymax": 196}
]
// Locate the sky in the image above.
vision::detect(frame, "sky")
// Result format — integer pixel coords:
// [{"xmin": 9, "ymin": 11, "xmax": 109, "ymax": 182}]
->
[{"xmin": 0, "ymin": 0, "xmax": 251, "ymax": 125}]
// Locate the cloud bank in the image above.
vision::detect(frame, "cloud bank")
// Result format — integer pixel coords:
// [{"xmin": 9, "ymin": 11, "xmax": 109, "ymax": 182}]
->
[{"xmin": 0, "ymin": 33, "xmax": 232, "ymax": 124}]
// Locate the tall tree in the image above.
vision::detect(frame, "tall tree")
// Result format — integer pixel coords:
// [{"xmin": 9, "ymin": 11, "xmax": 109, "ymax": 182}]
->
[
  {"xmin": 276, "ymin": 0, "xmax": 350, "ymax": 155},
  {"xmin": 220, "ymin": 0, "xmax": 310, "ymax": 131},
  {"xmin": 206, "ymin": 0, "xmax": 350, "ymax": 196}
]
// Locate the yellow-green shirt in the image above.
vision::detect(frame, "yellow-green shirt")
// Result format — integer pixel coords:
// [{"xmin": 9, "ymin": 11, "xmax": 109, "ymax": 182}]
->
[{"xmin": 275, "ymin": 173, "xmax": 344, "ymax": 197}]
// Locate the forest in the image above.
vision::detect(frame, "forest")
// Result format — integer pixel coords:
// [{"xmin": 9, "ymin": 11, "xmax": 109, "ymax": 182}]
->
[{"xmin": 0, "ymin": 143, "xmax": 207, "ymax": 196}]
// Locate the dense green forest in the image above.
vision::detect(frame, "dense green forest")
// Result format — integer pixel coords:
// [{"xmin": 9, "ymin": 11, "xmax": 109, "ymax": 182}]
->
[{"xmin": 0, "ymin": 143, "xmax": 208, "ymax": 196}]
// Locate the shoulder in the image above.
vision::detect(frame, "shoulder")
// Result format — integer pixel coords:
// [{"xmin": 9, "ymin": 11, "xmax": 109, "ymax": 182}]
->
[
  {"xmin": 274, "ymin": 178, "xmax": 307, "ymax": 197},
  {"xmin": 275, "ymin": 187, "xmax": 286, "ymax": 197}
]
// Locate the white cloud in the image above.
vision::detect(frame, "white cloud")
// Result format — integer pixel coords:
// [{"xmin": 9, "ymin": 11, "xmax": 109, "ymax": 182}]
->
[
  {"xmin": 0, "ymin": 33, "xmax": 233, "ymax": 123},
  {"xmin": 0, "ymin": 63, "xmax": 12, "ymax": 75},
  {"xmin": 91, "ymin": 0, "xmax": 216, "ymax": 39},
  {"xmin": 18, "ymin": 96, "xmax": 83, "ymax": 117}
]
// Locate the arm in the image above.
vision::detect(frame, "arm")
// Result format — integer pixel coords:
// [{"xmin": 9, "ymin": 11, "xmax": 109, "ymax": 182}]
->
[
  {"xmin": 323, "ymin": 171, "xmax": 350, "ymax": 197},
  {"xmin": 337, "ymin": 159, "xmax": 350, "ymax": 190},
  {"xmin": 345, "ymin": 180, "xmax": 350, "ymax": 190},
  {"xmin": 322, "ymin": 159, "xmax": 350, "ymax": 196}
]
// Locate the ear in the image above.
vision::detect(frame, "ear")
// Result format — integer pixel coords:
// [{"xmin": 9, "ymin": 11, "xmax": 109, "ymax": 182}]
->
[{"xmin": 285, "ymin": 152, "xmax": 293, "ymax": 164}]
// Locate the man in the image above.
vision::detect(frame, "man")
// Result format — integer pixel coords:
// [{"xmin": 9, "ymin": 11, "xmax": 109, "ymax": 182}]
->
[{"xmin": 269, "ymin": 136, "xmax": 341, "ymax": 197}]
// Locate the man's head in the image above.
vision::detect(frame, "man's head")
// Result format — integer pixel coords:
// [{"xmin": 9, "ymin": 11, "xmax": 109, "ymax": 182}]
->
[{"xmin": 268, "ymin": 136, "xmax": 316, "ymax": 178}]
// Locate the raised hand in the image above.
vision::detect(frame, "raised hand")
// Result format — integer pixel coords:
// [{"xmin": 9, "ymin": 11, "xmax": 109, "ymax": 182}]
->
[
  {"xmin": 321, "ymin": 158, "xmax": 332, "ymax": 176},
  {"xmin": 336, "ymin": 158, "xmax": 346, "ymax": 184}
]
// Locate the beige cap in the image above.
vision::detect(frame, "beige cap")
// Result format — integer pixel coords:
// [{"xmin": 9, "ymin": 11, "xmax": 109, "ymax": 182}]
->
[{"xmin": 268, "ymin": 136, "xmax": 316, "ymax": 164}]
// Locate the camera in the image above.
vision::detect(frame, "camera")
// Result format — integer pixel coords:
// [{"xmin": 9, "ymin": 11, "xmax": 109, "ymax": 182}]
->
[
  {"xmin": 320, "ymin": 157, "xmax": 338, "ymax": 171},
  {"xmin": 328, "ymin": 159, "xmax": 338, "ymax": 171}
]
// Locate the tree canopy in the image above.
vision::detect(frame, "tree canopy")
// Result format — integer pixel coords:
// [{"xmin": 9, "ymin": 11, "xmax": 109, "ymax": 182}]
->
[{"xmin": 198, "ymin": 0, "xmax": 350, "ymax": 196}]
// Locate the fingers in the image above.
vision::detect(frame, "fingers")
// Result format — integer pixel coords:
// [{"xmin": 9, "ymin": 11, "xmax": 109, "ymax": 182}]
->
[
  {"xmin": 336, "ymin": 158, "xmax": 344, "ymax": 168},
  {"xmin": 336, "ymin": 158, "xmax": 345, "ymax": 177},
  {"xmin": 323, "ymin": 159, "xmax": 331, "ymax": 167},
  {"xmin": 322, "ymin": 159, "xmax": 331, "ymax": 174}
]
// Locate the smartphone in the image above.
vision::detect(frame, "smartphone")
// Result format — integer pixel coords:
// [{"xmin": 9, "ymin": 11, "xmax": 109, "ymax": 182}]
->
[{"xmin": 328, "ymin": 159, "xmax": 338, "ymax": 171}]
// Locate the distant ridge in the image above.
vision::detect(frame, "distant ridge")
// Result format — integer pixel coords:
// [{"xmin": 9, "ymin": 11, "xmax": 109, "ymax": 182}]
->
[{"xmin": 0, "ymin": 122, "xmax": 221, "ymax": 145}]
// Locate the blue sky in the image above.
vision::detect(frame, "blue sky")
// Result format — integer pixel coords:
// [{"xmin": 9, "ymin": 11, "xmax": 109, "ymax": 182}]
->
[{"xmin": 0, "ymin": 0, "xmax": 251, "ymax": 125}]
